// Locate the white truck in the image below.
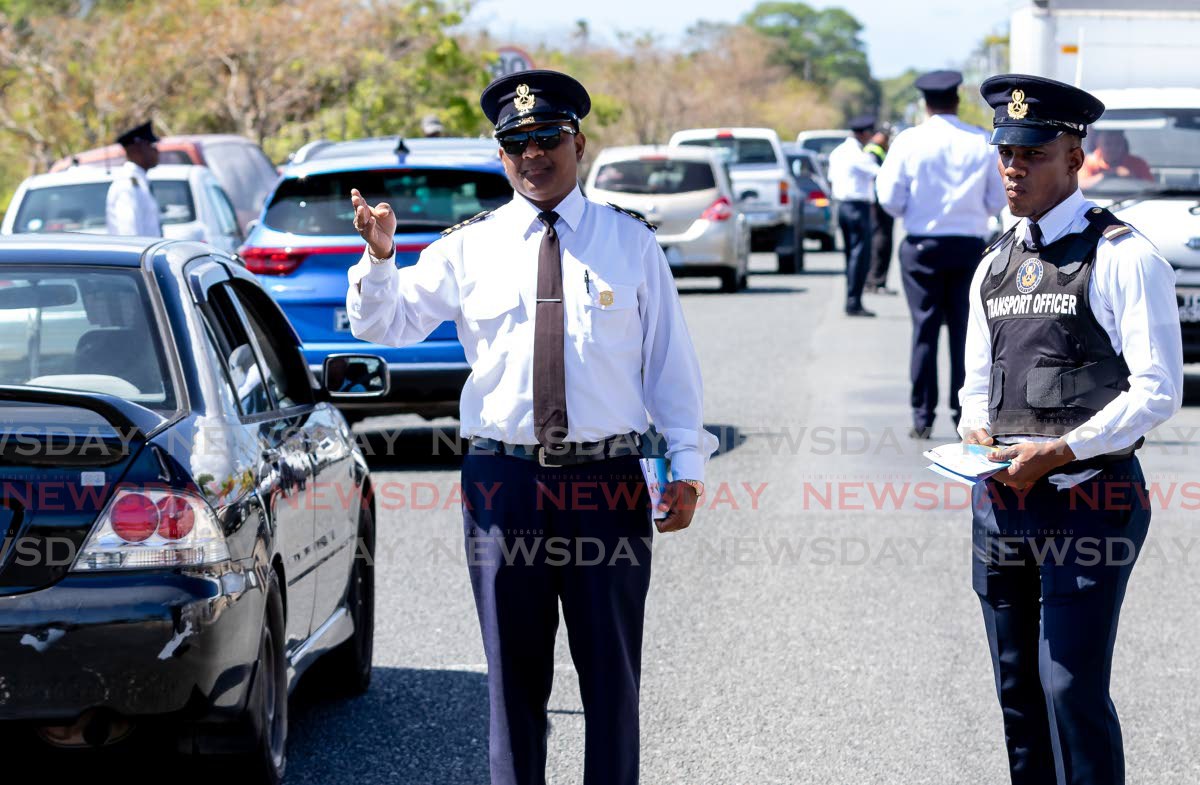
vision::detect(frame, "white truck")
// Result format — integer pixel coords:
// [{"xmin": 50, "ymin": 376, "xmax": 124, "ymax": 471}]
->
[
  {"xmin": 668, "ymin": 128, "xmax": 802, "ymax": 273},
  {"xmin": 1009, "ymin": 1, "xmax": 1200, "ymax": 365}
]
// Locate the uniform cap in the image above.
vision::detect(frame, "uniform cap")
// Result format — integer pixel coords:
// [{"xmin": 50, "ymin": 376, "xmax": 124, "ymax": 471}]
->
[
  {"xmin": 980, "ymin": 73, "xmax": 1105, "ymax": 146},
  {"xmin": 115, "ymin": 121, "xmax": 158, "ymax": 147},
  {"xmin": 481, "ymin": 69, "xmax": 591, "ymax": 137},
  {"xmin": 848, "ymin": 114, "xmax": 877, "ymax": 132}
]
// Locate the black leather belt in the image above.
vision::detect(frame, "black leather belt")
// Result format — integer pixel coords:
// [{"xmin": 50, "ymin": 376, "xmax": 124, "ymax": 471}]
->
[{"xmin": 468, "ymin": 433, "xmax": 642, "ymax": 467}]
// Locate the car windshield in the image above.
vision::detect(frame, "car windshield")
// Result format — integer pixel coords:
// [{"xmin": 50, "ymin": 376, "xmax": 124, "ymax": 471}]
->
[
  {"xmin": 12, "ymin": 180, "xmax": 194, "ymax": 233},
  {"xmin": 0, "ymin": 267, "xmax": 176, "ymax": 409},
  {"xmin": 678, "ymin": 137, "xmax": 778, "ymax": 165},
  {"xmin": 264, "ymin": 167, "xmax": 514, "ymax": 235},
  {"xmin": 799, "ymin": 136, "xmax": 847, "ymax": 160},
  {"xmin": 1081, "ymin": 109, "xmax": 1200, "ymax": 197},
  {"xmin": 592, "ymin": 159, "xmax": 716, "ymax": 194}
]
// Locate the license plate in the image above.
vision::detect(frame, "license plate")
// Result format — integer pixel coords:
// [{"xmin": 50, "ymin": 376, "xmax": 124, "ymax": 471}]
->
[
  {"xmin": 334, "ymin": 308, "xmax": 350, "ymax": 332},
  {"xmin": 1180, "ymin": 291, "xmax": 1200, "ymax": 323}
]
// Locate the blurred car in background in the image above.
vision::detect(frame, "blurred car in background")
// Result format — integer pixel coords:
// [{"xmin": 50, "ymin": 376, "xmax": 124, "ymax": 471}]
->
[
  {"xmin": 2, "ymin": 165, "xmax": 243, "ymax": 254},
  {"xmin": 0, "ymin": 235, "xmax": 379, "ymax": 783},
  {"xmin": 287, "ymin": 136, "xmax": 496, "ymax": 166},
  {"xmin": 239, "ymin": 140, "xmax": 514, "ymax": 422},
  {"xmin": 50, "ymin": 134, "xmax": 278, "ymax": 233},
  {"xmin": 586, "ymin": 145, "xmax": 751, "ymax": 292},
  {"xmin": 781, "ymin": 143, "xmax": 837, "ymax": 252},
  {"xmin": 794, "ymin": 129, "xmax": 850, "ymax": 170},
  {"xmin": 668, "ymin": 127, "xmax": 801, "ymax": 273}
]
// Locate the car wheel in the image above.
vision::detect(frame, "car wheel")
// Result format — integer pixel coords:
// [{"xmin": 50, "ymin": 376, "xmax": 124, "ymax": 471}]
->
[
  {"xmin": 718, "ymin": 269, "xmax": 739, "ymax": 293},
  {"xmin": 776, "ymin": 249, "xmax": 798, "ymax": 275},
  {"xmin": 239, "ymin": 571, "xmax": 288, "ymax": 785},
  {"xmin": 321, "ymin": 503, "xmax": 375, "ymax": 696},
  {"xmin": 819, "ymin": 234, "xmax": 835, "ymax": 252}
]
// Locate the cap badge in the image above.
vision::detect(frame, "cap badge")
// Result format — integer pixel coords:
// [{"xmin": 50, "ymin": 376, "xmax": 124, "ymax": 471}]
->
[
  {"xmin": 1007, "ymin": 89, "xmax": 1029, "ymax": 120},
  {"xmin": 514, "ymin": 84, "xmax": 536, "ymax": 113},
  {"xmin": 599, "ymin": 290, "xmax": 614, "ymax": 307}
]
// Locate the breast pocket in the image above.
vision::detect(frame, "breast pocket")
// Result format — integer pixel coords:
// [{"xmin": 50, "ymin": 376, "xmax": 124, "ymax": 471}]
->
[
  {"xmin": 462, "ymin": 284, "xmax": 521, "ymax": 326},
  {"xmin": 580, "ymin": 280, "xmax": 641, "ymax": 347}
]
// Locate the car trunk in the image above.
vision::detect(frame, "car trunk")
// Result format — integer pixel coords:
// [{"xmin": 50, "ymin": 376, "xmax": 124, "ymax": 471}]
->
[
  {"xmin": 592, "ymin": 188, "xmax": 718, "ymax": 236},
  {"xmin": 728, "ymin": 164, "xmax": 786, "ymax": 213},
  {"xmin": 0, "ymin": 392, "xmax": 155, "ymax": 595}
]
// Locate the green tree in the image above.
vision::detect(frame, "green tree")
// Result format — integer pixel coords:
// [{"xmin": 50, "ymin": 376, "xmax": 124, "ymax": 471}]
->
[{"xmin": 742, "ymin": 1, "xmax": 879, "ymax": 120}]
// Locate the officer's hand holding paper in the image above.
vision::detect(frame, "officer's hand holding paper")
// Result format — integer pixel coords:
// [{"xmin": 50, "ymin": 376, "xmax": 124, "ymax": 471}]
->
[{"xmin": 924, "ymin": 439, "xmax": 1011, "ymax": 485}]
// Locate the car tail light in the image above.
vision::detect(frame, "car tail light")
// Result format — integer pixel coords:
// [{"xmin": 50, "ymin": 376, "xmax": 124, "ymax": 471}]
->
[
  {"xmin": 639, "ymin": 155, "xmax": 668, "ymax": 162},
  {"xmin": 238, "ymin": 243, "xmax": 426, "ymax": 275},
  {"xmin": 717, "ymin": 130, "xmax": 734, "ymax": 139},
  {"xmin": 701, "ymin": 196, "xmax": 734, "ymax": 222},
  {"xmin": 72, "ymin": 487, "xmax": 229, "ymax": 571},
  {"xmin": 779, "ymin": 180, "xmax": 790, "ymax": 206},
  {"xmin": 808, "ymin": 189, "xmax": 830, "ymax": 207}
]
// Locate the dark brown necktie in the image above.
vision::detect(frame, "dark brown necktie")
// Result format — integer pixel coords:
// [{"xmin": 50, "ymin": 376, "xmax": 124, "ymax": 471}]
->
[
  {"xmin": 534, "ymin": 211, "xmax": 568, "ymax": 448},
  {"xmin": 1027, "ymin": 222, "xmax": 1045, "ymax": 252}
]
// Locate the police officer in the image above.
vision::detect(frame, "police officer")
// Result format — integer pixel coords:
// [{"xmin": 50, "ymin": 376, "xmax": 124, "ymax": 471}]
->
[
  {"xmin": 827, "ymin": 114, "xmax": 881, "ymax": 316},
  {"xmin": 345, "ymin": 70, "xmax": 717, "ymax": 785},
  {"xmin": 105, "ymin": 121, "xmax": 162, "ymax": 237},
  {"xmin": 960, "ymin": 74, "xmax": 1183, "ymax": 785},
  {"xmin": 863, "ymin": 127, "xmax": 896, "ymax": 295},
  {"xmin": 876, "ymin": 70, "xmax": 1007, "ymax": 439}
]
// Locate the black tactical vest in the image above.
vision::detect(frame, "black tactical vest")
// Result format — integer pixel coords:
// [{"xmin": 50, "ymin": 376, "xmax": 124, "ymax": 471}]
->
[{"xmin": 981, "ymin": 207, "xmax": 1135, "ymax": 444}]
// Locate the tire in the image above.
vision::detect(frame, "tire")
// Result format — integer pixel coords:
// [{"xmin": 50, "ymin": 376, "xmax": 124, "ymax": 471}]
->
[
  {"xmin": 320, "ymin": 503, "xmax": 375, "ymax": 697},
  {"xmin": 819, "ymin": 234, "xmax": 835, "ymax": 252},
  {"xmin": 776, "ymin": 249, "xmax": 798, "ymax": 275},
  {"xmin": 239, "ymin": 571, "xmax": 288, "ymax": 785},
  {"xmin": 718, "ymin": 268, "xmax": 739, "ymax": 293}
]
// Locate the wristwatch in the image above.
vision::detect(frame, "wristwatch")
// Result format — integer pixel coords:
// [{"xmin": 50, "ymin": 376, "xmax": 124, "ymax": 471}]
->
[
  {"xmin": 368, "ymin": 243, "xmax": 395, "ymax": 264},
  {"xmin": 681, "ymin": 479, "xmax": 704, "ymax": 497}
]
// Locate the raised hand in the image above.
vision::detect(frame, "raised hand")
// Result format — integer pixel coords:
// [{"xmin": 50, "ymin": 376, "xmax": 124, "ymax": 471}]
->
[{"xmin": 350, "ymin": 188, "xmax": 397, "ymax": 259}]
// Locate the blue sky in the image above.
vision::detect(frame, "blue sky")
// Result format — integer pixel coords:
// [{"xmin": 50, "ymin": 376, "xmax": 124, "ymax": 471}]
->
[{"xmin": 465, "ymin": 0, "xmax": 1026, "ymax": 79}]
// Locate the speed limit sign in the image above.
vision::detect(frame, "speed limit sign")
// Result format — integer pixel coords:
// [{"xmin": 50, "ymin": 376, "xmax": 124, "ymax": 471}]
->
[{"xmin": 492, "ymin": 46, "xmax": 535, "ymax": 79}]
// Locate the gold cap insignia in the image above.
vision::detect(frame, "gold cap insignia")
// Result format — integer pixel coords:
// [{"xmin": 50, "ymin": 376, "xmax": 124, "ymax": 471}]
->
[
  {"xmin": 599, "ymin": 290, "xmax": 614, "ymax": 307},
  {"xmin": 514, "ymin": 84, "xmax": 536, "ymax": 113},
  {"xmin": 1007, "ymin": 89, "xmax": 1029, "ymax": 120}
]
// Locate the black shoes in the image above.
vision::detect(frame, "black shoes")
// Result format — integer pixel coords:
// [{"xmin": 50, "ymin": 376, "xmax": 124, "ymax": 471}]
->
[
  {"xmin": 845, "ymin": 305, "xmax": 876, "ymax": 317},
  {"xmin": 865, "ymin": 285, "xmax": 899, "ymax": 296},
  {"xmin": 908, "ymin": 425, "xmax": 933, "ymax": 440}
]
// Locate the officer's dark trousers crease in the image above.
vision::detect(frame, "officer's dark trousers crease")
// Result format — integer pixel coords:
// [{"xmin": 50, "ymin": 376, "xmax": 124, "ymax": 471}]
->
[
  {"xmin": 971, "ymin": 458, "xmax": 1149, "ymax": 785},
  {"xmin": 462, "ymin": 453, "xmax": 652, "ymax": 785}
]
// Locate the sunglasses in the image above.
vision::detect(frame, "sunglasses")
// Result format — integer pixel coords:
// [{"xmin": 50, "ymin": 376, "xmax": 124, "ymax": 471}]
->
[{"xmin": 497, "ymin": 125, "xmax": 577, "ymax": 156}]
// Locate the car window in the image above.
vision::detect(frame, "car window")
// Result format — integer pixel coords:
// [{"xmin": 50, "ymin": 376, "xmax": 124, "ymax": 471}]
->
[
  {"xmin": 201, "ymin": 284, "xmax": 272, "ymax": 417},
  {"xmin": 593, "ymin": 159, "xmax": 716, "ymax": 194},
  {"xmin": 207, "ymin": 182, "xmax": 239, "ymax": 237},
  {"xmin": 1083, "ymin": 109, "xmax": 1200, "ymax": 196},
  {"xmin": 228, "ymin": 280, "xmax": 313, "ymax": 410},
  {"xmin": 800, "ymin": 137, "xmax": 846, "ymax": 160},
  {"xmin": 678, "ymin": 137, "xmax": 778, "ymax": 165},
  {"xmin": 264, "ymin": 167, "xmax": 513, "ymax": 235},
  {"xmin": 148, "ymin": 179, "xmax": 196, "ymax": 224},
  {"xmin": 0, "ymin": 267, "xmax": 176, "ymax": 408},
  {"xmin": 12, "ymin": 183, "xmax": 110, "ymax": 233},
  {"xmin": 157, "ymin": 150, "xmax": 192, "ymax": 165}
]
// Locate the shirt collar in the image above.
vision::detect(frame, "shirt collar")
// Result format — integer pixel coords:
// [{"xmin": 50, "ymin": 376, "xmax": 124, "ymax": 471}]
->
[
  {"xmin": 122, "ymin": 160, "xmax": 148, "ymax": 180},
  {"xmin": 508, "ymin": 184, "xmax": 585, "ymax": 236},
  {"xmin": 1022, "ymin": 188, "xmax": 1085, "ymax": 246}
]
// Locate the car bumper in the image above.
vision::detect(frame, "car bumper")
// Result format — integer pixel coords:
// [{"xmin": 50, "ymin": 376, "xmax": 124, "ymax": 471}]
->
[
  {"xmin": 0, "ymin": 562, "xmax": 264, "ymax": 722},
  {"xmin": 659, "ymin": 221, "xmax": 739, "ymax": 269},
  {"xmin": 743, "ymin": 207, "xmax": 789, "ymax": 228}
]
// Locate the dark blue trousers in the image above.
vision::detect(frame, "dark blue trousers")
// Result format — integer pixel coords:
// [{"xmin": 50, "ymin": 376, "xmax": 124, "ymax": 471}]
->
[
  {"xmin": 899, "ymin": 235, "xmax": 984, "ymax": 431},
  {"xmin": 838, "ymin": 200, "xmax": 873, "ymax": 310},
  {"xmin": 972, "ymin": 458, "xmax": 1150, "ymax": 785},
  {"xmin": 462, "ymin": 453, "xmax": 653, "ymax": 785}
]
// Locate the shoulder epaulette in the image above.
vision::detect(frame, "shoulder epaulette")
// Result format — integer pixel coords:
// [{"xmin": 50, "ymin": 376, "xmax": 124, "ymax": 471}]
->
[
  {"xmin": 1084, "ymin": 205, "xmax": 1134, "ymax": 242},
  {"xmin": 607, "ymin": 203, "xmax": 657, "ymax": 232},
  {"xmin": 441, "ymin": 210, "xmax": 494, "ymax": 237},
  {"xmin": 983, "ymin": 225, "xmax": 1016, "ymax": 257}
]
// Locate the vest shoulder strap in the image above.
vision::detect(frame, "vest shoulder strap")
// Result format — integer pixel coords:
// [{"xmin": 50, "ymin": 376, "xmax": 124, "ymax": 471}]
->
[
  {"xmin": 1083, "ymin": 206, "xmax": 1133, "ymax": 242},
  {"xmin": 984, "ymin": 225, "xmax": 1016, "ymax": 257},
  {"xmin": 985, "ymin": 226, "xmax": 1016, "ymax": 276}
]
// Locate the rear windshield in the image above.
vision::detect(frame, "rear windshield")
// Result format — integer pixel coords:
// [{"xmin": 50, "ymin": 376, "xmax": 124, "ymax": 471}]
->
[
  {"xmin": 1082, "ymin": 109, "xmax": 1200, "ymax": 197},
  {"xmin": 264, "ymin": 168, "xmax": 513, "ymax": 235},
  {"xmin": 593, "ymin": 159, "xmax": 716, "ymax": 194},
  {"xmin": 678, "ymin": 137, "xmax": 778, "ymax": 165},
  {"xmin": 0, "ymin": 268, "xmax": 176, "ymax": 409},
  {"xmin": 12, "ymin": 180, "xmax": 194, "ymax": 233},
  {"xmin": 799, "ymin": 136, "xmax": 848, "ymax": 160}
]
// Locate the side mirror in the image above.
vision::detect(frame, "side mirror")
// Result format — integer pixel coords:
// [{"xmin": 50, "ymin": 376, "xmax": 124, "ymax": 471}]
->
[
  {"xmin": 323, "ymin": 354, "xmax": 389, "ymax": 399},
  {"xmin": 739, "ymin": 190, "xmax": 759, "ymax": 202}
]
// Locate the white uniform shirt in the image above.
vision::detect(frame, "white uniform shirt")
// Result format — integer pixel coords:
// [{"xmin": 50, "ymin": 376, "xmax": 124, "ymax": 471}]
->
[
  {"xmin": 826, "ymin": 136, "xmax": 880, "ymax": 202},
  {"xmin": 105, "ymin": 162, "xmax": 162, "ymax": 237},
  {"xmin": 346, "ymin": 185, "xmax": 718, "ymax": 482},
  {"xmin": 958, "ymin": 189, "xmax": 1183, "ymax": 482},
  {"xmin": 875, "ymin": 114, "xmax": 1006, "ymax": 237}
]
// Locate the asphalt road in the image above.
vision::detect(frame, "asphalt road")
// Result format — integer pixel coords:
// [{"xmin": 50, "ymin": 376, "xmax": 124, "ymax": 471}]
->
[{"xmin": 286, "ymin": 249, "xmax": 1200, "ymax": 784}]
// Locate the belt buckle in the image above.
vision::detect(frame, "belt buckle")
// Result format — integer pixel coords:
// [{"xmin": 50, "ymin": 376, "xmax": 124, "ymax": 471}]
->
[{"xmin": 538, "ymin": 446, "xmax": 551, "ymax": 468}]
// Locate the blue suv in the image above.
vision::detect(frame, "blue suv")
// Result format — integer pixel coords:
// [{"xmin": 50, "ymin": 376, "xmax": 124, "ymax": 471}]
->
[{"xmin": 240, "ymin": 138, "xmax": 513, "ymax": 422}]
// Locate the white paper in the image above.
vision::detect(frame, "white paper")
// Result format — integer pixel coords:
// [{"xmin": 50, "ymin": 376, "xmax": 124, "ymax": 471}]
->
[
  {"xmin": 639, "ymin": 457, "xmax": 670, "ymax": 520},
  {"xmin": 922, "ymin": 442, "xmax": 1011, "ymax": 480}
]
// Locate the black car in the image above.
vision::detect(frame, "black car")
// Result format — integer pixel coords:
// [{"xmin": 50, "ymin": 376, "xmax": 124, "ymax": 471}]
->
[{"xmin": 0, "ymin": 235, "xmax": 385, "ymax": 783}]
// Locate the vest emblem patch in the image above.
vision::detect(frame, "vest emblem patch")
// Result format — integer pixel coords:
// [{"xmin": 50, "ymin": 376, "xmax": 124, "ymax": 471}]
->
[{"xmin": 1016, "ymin": 258, "xmax": 1044, "ymax": 294}]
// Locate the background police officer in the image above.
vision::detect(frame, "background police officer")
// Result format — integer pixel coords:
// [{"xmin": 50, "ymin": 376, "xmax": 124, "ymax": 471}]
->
[
  {"xmin": 346, "ymin": 70, "xmax": 716, "ymax": 785},
  {"xmin": 960, "ymin": 74, "xmax": 1183, "ymax": 785},
  {"xmin": 876, "ymin": 70, "xmax": 1007, "ymax": 439},
  {"xmin": 827, "ymin": 114, "xmax": 881, "ymax": 316},
  {"xmin": 863, "ymin": 126, "xmax": 896, "ymax": 295},
  {"xmin": 105, "ymin": 121, "xmax": 162, "ymax": 237}
]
